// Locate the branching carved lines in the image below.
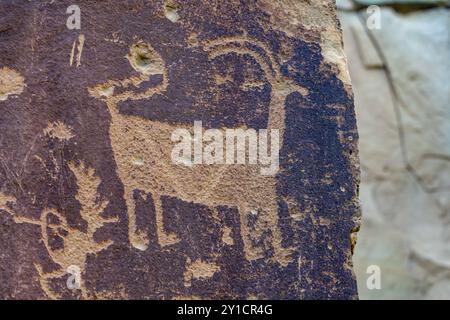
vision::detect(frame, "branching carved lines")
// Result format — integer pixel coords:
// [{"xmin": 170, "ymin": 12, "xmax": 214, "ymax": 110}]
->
[{"xmin": 0, "ymin": 160, "xmax": 117, "ymax": 299}]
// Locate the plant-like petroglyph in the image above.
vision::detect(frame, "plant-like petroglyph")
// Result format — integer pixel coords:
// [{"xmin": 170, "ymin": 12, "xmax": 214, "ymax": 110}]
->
[
  {"xmin": 43, "ymin": 121, "xmax": 75, "ymax": 141},
  {"xmin": 89, "ymin": 36, "xmax": 308, "ymax": 266},
  {"xmin": 0, "ymin": 161, "xmax": 118, "ymax": 299}
]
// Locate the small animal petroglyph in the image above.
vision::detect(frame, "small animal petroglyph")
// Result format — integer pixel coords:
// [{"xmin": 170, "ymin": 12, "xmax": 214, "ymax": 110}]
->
[{"xmin": 89, "ymin": 36, "xmax": 308, "ymax": 266}]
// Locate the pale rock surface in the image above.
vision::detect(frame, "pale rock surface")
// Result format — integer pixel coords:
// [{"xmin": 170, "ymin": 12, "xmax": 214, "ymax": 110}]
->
[
  {"xmin": 353, "ymin": 0, "xmax": 449, "ymax": 6},
  {"xmin": 339, "ymin": 6, "xmax": 450, "ymax": 299}
]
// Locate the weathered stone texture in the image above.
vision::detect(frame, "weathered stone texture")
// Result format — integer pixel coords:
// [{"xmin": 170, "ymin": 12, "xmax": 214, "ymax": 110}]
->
[
  {"xmin": 340, "ymin": 4, "xmax": 450, "ymax": 299},
  {"xmin": 0, "ymin": 0, "xmax": 359, "ymax": 299}
]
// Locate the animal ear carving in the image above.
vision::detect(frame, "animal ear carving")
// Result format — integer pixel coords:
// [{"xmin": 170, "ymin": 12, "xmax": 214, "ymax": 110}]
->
[{"xmin": 88, "ymin": 41, "xmax": 169, "ymax": 102}]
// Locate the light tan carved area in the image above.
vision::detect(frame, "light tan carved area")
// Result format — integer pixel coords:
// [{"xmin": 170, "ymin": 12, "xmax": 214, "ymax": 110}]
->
[
  {"xmin": 89, "ymin": 37, "xmax": 309, "ymax": 267},
  {"xmin": 0, "ymin": 193, "xmax": 16, "ymax": 211},
  {"xmin": 257, "ymin": 0, "xmax": 338, "ymax": 38},
  {"xmin": 183, "ymin": 258, "xmax": 221, "ymax": 287},
  {"xmin": 256, "ymin": 0, "xmax": 351, "ymax": 89},
  {"xmin": 69, "ymin": 34, "xmax": 85, "ymax": 67},
  {"xmin": 0, "ymin": 67, "xmax": 25, "ymax": 101},
  {"xmin": 43, "ymin": 121, "xmax": 75, "ymax": 141},
  {"xmin": 0, "ymin": 159, "xmax": 118, "ymax": 299},
  {"xmin": 222, "ymin": 225, "xmax": 234, "ymax": 246},
  {"xmin": 163, "ymin": 1, "xmax": 181, "ymax": 23}
]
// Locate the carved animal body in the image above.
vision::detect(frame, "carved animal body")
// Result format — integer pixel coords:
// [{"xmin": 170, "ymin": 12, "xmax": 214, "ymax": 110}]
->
[{"xmin": 90, "ymin": 37, "xmax": 307, "ymax": 266}]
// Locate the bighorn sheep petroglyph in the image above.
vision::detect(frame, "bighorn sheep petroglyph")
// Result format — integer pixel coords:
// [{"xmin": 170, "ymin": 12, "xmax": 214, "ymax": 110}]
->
[{"xmin": 89, "ymin": 37, "xmax": 307, "ymax": 266}]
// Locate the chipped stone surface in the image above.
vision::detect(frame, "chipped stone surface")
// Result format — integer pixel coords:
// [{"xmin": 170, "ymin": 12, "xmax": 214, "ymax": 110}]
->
[
  {"xmin": 0, "ymin": 0, "xmax": 359, "ymax": 299},
  {"xmin": 0, "ymin": 67, "xmax": 25, "ymax": 101}
]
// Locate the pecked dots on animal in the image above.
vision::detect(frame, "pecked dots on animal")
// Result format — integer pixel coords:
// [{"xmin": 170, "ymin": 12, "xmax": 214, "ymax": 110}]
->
[{"xmin": 126, "ymin": 42, "xmax": 165, "ymax": 76}]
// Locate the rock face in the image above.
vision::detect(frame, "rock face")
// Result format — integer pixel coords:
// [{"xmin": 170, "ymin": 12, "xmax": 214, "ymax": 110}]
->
[
  {"xmin": 352, "ymin": 0, "xmax": 449, "ymax": 4},
  {"xmin": 340, "ymin": 5, "xmax": 450, "ymax": 299},
  {"xmin": 0, "ymin": 0, "xmax": 359, "ymax": 299}
]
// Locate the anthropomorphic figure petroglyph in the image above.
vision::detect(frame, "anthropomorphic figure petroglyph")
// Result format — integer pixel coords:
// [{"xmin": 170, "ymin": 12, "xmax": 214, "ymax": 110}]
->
[
  {"xmin": 0, "ymin": 162, "xmax": 117, "ymax": 299},
  {"xmin": 89, "ymin": 37, "xmax": 308, "ymax": 265}
]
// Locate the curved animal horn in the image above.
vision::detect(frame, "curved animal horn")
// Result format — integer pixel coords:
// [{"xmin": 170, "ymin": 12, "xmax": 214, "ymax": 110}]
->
[{"xmin": 203, "ymin": 36, "xmax": 280, "ymax": 81}]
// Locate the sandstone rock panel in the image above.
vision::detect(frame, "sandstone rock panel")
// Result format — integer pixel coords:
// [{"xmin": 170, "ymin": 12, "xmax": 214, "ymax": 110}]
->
[{"xmin": 0, "ymin": 0, "xmax": 359, "ymax": 299}]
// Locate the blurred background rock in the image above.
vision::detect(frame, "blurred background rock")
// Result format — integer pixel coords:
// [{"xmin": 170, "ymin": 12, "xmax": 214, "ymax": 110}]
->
[{"xmin": 337, "ymin": 0, "xmax": 450, "ymax": 299}]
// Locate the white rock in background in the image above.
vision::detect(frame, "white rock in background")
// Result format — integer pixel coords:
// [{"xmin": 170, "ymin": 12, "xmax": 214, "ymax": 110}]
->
[
  {"xmin": 339, "ymin": 7, "xmax": 450, "ymax": 299},
  {"xmin": 340, "ymin": 12, "xmax": 404, "ymax": 181},
  {"xmin": 370, "ymin": 8, "xmax": 450, "ymax": 192},
  {"xmin": 353, "ymin": 0, "xmax": 449, "ymax": 5}
]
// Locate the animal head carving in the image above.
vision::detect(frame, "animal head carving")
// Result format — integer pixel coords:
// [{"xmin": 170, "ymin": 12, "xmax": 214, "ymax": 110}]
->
[
  {"xmin": 89, "ymin": 36, "xmax": 307, "ymax": 130},
  {"xmin": 88, "ymin": 41, "xmax": 168, "ymax": 102}
]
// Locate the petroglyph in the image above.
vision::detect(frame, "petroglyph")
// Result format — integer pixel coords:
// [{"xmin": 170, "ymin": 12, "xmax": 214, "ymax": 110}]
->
[
  {"xmin": 70, "ymin": 34, "xmax": 85, "ymax": 67},
  {"xmin": 89, "ymin": 36, "xmax": 308, "ymax": 267},
  {"xmin": 183, "ymin": 258, "xmax": 220, "ymax": 287},
  {"xmin": 0, "ymin": 161, "xmax": 117, "ymax": 299},
  {"xmin": 202, "ymin": 36, "xmax": 309, "ymax": 143},
  {"xmin": 0, "ymin": 67, "xmax": 25, "ymax": 101},
  {"xmin": 255, "ymin": 0, "xmax": 351, "ymax": 89},
  {"xmin": 43, "ymin": 121, "xmax": 74, "ymax": 141},
  {"xmin": 0, "ymin": 192, "xmax": 15, "ymax": 212},
  {"xmin": 222, "ymin": 225, "xmax": 234, "ymax": 246},
  {"xmin": 0, "ymin": 0, "xmax": 360, "ymax": 299}
]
